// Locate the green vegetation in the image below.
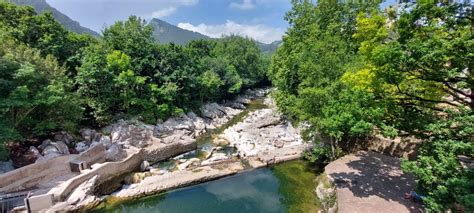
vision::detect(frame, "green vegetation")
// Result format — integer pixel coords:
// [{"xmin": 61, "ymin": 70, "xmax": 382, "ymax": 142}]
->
[
  {"xmin": 1, "ymin": 0, "xmax": 473, "ymax": 211},
  {"xmin": 270, "ymin": 0, "xmax": 473, "ymax": 211},
  {"xmin": 10, "ymin": 0, "xmax": 99, "ymax": 36},
  {"xmin": 0, "ymin": 2, "xmax": 268, "ymax": 159}
]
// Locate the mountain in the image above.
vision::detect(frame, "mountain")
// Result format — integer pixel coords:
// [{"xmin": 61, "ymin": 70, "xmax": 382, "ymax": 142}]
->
[
  {"xmin": 9, "ymin": 0, "xmax": 281, "ymax": 52},
  {"xmin": 10, "ymin": 0, "xmax": 99, "ymax": 37},
  {"xmin": 149, "ymin": 18, "xmax": 210, "ymax": 45},
  {"xmin": 258, "ymin": 40, "xmax": 283, "ymax": 54},
  {"xmin": 149, "ymin": 18, "xmax": 282, "ymax": 53}
]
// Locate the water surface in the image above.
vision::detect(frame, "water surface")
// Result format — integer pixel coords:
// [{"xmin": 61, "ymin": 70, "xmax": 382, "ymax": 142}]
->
[{"xmin": 97, "ymin": 160, "xmax": 321, "ymax": 213}]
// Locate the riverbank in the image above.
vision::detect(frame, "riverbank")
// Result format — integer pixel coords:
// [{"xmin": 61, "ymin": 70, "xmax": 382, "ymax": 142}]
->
[
  {"xmin": 79, "ymin": 93, "xmax": 308, "ymax": 211},
  {"xmin": 1, "ymin": 88, "xmax": 310, "ymax": 212},
  {"xmin": 94, "ymin": 94, "xmax": 307, "ymax": 205}
]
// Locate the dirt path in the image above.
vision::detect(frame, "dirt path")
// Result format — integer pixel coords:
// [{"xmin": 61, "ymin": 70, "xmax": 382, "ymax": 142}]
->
[{"xmin": 325, "ymin": 151, "xmax": 422, "ymax": 213}]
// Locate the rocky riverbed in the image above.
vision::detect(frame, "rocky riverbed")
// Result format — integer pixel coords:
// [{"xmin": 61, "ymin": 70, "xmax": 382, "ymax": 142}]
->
[
  {"xmin": 92, "ymin": 94, "xmax": 308, "ymax": 205},
  {"xmin": 1, "ymin": 88, "xmax": 309, "ymax": 212}
]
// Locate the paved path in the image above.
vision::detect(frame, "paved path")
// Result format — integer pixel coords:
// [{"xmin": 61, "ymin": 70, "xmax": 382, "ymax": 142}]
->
[{"xmin": 325, "ymin": 151, "xmax": 422, "ymax": 213}]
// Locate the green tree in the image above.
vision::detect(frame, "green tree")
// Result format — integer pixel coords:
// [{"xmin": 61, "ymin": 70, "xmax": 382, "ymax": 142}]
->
[
  {"xmin": 0, "ymin": 34, "xmax": 82, "ymax": 159},
  {"xmin": 270, "ymin": 0, "xmax": 381, "ymax": 161},
  {"xmin": 0, "ymin": 1, "xmax": 94, "ymax": 74},
  {"xmin": 213, "ymin": 35, "xmax": 266, "ymax": 89},
  {"xmin": 197, "ymin": 70, "xmax": 223, "ymax": 102}
]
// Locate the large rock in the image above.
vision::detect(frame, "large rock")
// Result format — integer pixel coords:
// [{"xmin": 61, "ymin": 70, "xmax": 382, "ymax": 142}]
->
[
  {"xmin": 105, "ymin": 144, "xmax": 127, "ymax": 162},
  {"xmin": 201, "ymin": 153, "xmax": 229, "ymax": 166},
  {"xmin": 154, "ymin": 114, "xmax": 195, "ymax": 138},
  {"xmin": 220, "ymin": 102, "xmax": 304, "ymax": 159},
  {"xmin": 75, "ymin": 142, "xmax": 89, "ymax": 153},
  {"xmin": 110, "ymin": 120, "xmax": 153, "ymax": 148},
  {"xmin": 53, "ymin": 141, "xmax": 70, "ymax": 155},
  {"xmin": 98, "ymin": 136, "xmax": 112, "ymax": 149},
  {"xmin": 40, "ymin": 140, "xmax": 70, "ymax": 155},
  {"xmin": 225, "ymin": 101, "xmax": 246, "ymax": 110},
  {"xmin": 201, "ymin": 103, "xmax": 227, "ymax": 119},
  {"xmin": 79, "ymin": 128, "xmax": 98, "ymax": 143},
  {"xmin": 201, "ymin": 103, "xmax": 243, "ymax": 129},
  {"xmin": 67, "ymin": 175, "xmax": 99, "ymax": 206},
  {"xmin": 10, "ymin": 145, "xmax": 41, "ymax": 167},
  {"xmin": 187, "ymin": 112, "xmax": 207, "ymax": 135},
  {"xmin": 54, "ymin": 131, "xmax": 74, "ymax": 145},
  {"xmin": 140, "ymin": 161, "xmax": 150, "ymax": 172},
  {"xmin": 177, "ymin": 158, "xmax": 200, "ymax": 170},
  {"xmin": 142, "ymin": 136, "xmax": 197, "ymax": 164}
]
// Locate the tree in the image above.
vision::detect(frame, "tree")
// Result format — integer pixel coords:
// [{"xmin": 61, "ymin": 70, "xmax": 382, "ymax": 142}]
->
[
  {"xmin": 402, "ymin": 110, "xmax": 474, "ymax": 211},
  {"xmin": 270, "ymin": 1, "xmax": 381, "ymax": 161},
  {"xmin": 0, "ymin": 33, "xmax": 82, "ymax": 158},
  {"xmin": 102, "ymin": 16, "xmax": 156, "ymax": 77},
  {"xmin": 213, "ymin": 35, "xmax": 266, "ymax": 89},
  {"xmin": 271, "ymin": 0, "xmax": 473, "ymax": 210},
  {"xmin": 0, "ymin": 1, "xmax": 94, "ymax": 75}
]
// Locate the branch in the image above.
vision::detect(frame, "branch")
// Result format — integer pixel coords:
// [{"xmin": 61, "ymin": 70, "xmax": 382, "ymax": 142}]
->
[
  {"xmin": 442, "ymin": 88, "xmax": 471, "ymax": 106},
  {"xmin": 443, "ymin": 82, "xmax": 471, "ymax": 98},
  {"xmin": 396, "ymin": 85, "xmax": 461, "ymax": 108}
]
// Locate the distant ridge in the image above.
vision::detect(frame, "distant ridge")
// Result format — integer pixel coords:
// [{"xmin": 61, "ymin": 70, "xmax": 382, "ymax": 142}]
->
[
  {"xmin": 149, "ymin": 18, "xmax": 210, "ymax": 45},
  {"xmin": 9, "ymin": 0, "xmax": 281, "ymax": 52},
  {"xmin": 10, "ymin": 0, "xmax": 100, "ymax": 37},
  {"xmin": 258, "ymin": 40, "xmax": 282, "ymax": 54},
  {"xmin": 150, "ymin": 18, "xmax": 282, "ymax": 53}
]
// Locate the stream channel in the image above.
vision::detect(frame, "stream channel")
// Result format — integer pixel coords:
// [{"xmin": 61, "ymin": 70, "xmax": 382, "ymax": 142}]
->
[{"xmin": 94, "ymin": 99, "xmax": 321, "ymax": 213}]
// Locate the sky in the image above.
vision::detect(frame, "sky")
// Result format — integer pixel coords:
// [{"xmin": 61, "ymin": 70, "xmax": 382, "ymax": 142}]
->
[{"xmin": 46, "ymin": 0, "xmax": 292, "ymax": 44}]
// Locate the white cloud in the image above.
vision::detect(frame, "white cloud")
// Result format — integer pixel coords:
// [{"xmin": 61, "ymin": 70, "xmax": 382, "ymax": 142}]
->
[
  {"xmin": 151, "ymin": 7, "xmax": 177, "ymax": 18},
  {"xmin": 178, "ymin": 20, "xmax": 284, "ymax": 44},
  {"xmin": 149, "ymin": 0, "xmax": 198, "ymax": 18},
  {"xmin": 229, "ymin": 0, "xmax": 255, "ymax": 10}
]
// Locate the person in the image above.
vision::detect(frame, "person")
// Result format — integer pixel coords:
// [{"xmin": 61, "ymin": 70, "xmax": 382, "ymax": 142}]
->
[{"xmin": 404, "ymin": 191, "xmax": 424, "ymax": 203}]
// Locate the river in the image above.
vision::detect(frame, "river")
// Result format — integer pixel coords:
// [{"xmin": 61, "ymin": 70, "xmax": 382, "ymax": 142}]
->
[
  {"xmin": 94, "ymin": 160, "xmax": 320, "ymax": 213},
  {"xmin": 93, "ymin": 96, "xmax": 321, "ymax": 212}
]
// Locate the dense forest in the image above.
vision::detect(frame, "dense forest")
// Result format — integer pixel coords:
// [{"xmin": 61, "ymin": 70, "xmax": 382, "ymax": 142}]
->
[
  {"xmin": 0, "ymin": 0, "xmax": 473, "ymax": 211},
  {"xmin": 270, "ymin": 0, "xmax": 473, "ymax": 211},
  {"xmin": 0, "ymin": 1, "xmax": 268, "ymax": 159}
]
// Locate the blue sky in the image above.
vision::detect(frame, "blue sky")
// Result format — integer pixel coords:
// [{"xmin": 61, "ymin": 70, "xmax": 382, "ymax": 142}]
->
[{"xmin": 46, "ymin": 0, "xmax": 292, "ymax": 44}]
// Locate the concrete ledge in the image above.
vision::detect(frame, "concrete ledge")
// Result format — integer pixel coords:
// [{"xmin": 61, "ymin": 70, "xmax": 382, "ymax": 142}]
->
[
  {"xmin": 49, "ymin": 148, "xmax": 143, "ymax": 202},
  {"xmin": 0, "ymin": 155, "xmax": 77, "ymax": 193},
  {"xmin": 26, "ymin": 193, "xmax": 54, "ymax": 212},
  {"xmin": 113, "ymin": 160, "xmax": 244, "ymax": 200}
]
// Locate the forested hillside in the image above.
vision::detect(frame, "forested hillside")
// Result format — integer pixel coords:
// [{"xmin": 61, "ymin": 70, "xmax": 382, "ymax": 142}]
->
[
  {"xmin": 149, "ymin": 18, "xmax": 210, "ymax": 45},
  {"xmin": 270, "ymin": 1, "xmax": 473, "ymax": 211},
  {"xmin": 10, "ymin": 0, "xmax": 99, "ymax": 36},
  {"xmin": 0, "ymin": 1, "xmax": 268, "ymax": 160},
  {"xmin": 10, "ymin": 0, "xmax": 283, "ymax": 52}
]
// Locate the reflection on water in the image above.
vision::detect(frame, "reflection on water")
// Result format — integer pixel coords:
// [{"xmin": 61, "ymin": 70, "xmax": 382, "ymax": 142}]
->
[
  {"xmin": 101, "ymin": 169, "xmax": 285, "ymax": 213},
  {"xmin": 96, "ymin": 160, "xmax": 321, "ymax": 213}
]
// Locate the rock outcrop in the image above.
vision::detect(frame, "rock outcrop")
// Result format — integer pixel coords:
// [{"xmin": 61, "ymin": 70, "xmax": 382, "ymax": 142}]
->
[
  {"xmin": 3, "ymin": 88, "xmax": 289, "ymax": 212},
  {"xmin": 219, "ymin": 96, "xmax": 306, "ymax": 166},
  {"xmin": 200, "ymin": 103, "xmax": 242, "ymax": 129},
  {"xmin": 110, "ymin": 120, "xmax": 154, "ymax": 148}
]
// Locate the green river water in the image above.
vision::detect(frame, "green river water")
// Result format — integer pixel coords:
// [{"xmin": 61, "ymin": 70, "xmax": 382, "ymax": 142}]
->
[{"xmin": 96, "ymin": 160, "xmax": 321, "ymax": 213}]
